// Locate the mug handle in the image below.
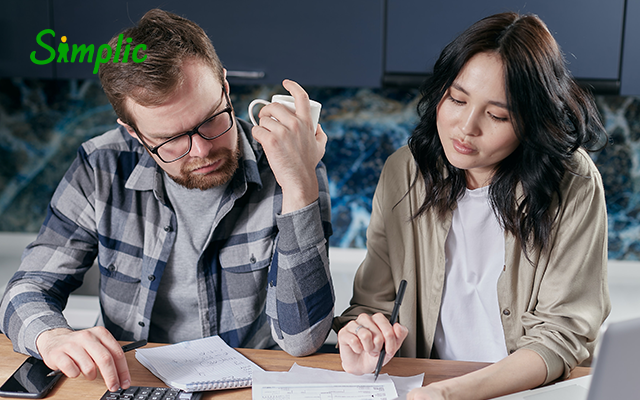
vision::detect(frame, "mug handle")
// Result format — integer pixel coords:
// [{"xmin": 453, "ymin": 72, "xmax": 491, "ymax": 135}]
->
[{"xmin": 248, "ymin": 99, "xmax": 271, "ymax": 126}]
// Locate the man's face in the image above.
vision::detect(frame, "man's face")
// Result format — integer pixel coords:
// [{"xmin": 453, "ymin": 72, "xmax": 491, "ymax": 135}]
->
[{"xmin": 120, "ymin": 60, "xmax": 239, "ymax": 190}]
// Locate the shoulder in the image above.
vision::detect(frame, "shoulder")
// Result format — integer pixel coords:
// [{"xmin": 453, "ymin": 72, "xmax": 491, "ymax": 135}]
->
[
  {"xmin": 559, "ymin": 148, "xmax": 605, "ymax": 209},
  {"xmin": 569, "ymin": 148, "xmax": 601, "ymax": 177},
  {"xmin": 374, "ymin": 145, "xmax": 421, "ymax": 205},
  {"xmin": 81, "ymin": 126, "xmax": 144, "ymax": 158},
  {"xmin": 380, "ymin": 146, "xmax": 416, "ymax": 182},
  {"xmin": 562, "ymin": 148, "xmax": 604, "ymax": 191},
  {"xmin": 76, "ymin": 126, "xmax": 147, "ymax": 173}
]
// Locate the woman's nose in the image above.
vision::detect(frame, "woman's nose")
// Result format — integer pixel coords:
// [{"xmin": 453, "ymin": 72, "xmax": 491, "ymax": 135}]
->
[{"xmin": 460, "ymin": 108, "xmax": 481, "ymax": 136}]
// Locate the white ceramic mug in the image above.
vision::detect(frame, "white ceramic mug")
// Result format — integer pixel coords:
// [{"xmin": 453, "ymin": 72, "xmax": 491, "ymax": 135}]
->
[{"xmin": 248, "ymin": 95, "xmax": 322, "ymax": 128}]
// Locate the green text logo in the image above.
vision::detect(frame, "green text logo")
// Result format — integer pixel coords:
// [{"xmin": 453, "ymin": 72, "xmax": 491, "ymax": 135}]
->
[{"xmin": 30, "ymin": 29, "xmax": 147, "ymax": 74}]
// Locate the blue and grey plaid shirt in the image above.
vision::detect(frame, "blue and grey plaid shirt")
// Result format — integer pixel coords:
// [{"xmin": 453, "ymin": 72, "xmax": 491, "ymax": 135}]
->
[{"xmin": 0, "ymin": 119, "xmax": 334, "ymax": 357}]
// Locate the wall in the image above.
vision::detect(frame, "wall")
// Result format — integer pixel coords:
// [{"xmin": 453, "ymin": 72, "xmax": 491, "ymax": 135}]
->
[{"xmin": 1, "ymin": 78, "xmax": 640, "ymax": 259}]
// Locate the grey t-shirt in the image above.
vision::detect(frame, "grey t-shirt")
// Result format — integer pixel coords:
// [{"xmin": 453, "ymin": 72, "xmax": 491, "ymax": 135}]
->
[{"xmin": 148, "ymin": 172, "xmax": 228, "ymax": 343}]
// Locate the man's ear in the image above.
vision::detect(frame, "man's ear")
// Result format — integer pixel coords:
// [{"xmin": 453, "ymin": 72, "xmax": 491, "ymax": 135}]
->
[
  {"xmin": 117, "ymin": 118, "xmax": 139, "ymax": 140},
  {"xmin": 223, "ymin": 69, "xmax": 230, "ymax": 95}
]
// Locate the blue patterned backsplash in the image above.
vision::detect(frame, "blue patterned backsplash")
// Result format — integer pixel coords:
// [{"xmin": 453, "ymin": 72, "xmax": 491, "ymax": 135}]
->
[{"xmin": 0, "ymin": 78, "xmax": 639, "ymax": 259}]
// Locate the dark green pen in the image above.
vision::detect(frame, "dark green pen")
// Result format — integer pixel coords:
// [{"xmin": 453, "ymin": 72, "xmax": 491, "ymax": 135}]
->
[
  {"xmin": 374, "ymin": 279, "xmax": 407, "ymax": 382},
  {"xmin": 46, "ymin": 339, "xmax": 147, "ymax": 377}
]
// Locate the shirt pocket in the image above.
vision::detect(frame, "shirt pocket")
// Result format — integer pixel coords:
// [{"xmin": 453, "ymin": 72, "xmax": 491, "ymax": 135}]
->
[
  {"xmin": 218, "ymin": 235, "xmax": 275, "ymax": 273},
  {"xmin": 97, "ymin": 254, "xmax": 142, "ymax": 325},
  {"xmin": 217, "ymin": 235, "xmax": 275, "ymax": 325}
]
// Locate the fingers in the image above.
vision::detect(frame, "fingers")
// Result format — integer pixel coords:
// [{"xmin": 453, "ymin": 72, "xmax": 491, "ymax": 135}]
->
[
  {"xmin": 282, "ymin": 79, "xmax": 311, "ymax": 121},
  {"xmin": 337, "ymin": 313, "xmax": 408, "ymax": 375},
  {"xmin": 254, "ymin": 79, "xmax": 313, "ymax": 134},
  {"xmin": 36, "ymin": 327, "xmax": 131, "ymax": 392}
]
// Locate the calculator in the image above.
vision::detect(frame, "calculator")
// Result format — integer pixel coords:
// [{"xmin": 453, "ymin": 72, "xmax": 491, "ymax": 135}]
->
[{"xmin": 100, "ymin": 386, "xmax": 203, "ymax": 400}]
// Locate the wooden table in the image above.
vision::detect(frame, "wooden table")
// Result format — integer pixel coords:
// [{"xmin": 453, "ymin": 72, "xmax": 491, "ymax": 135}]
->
[{"xmin": 0, "ymin": 335, "xmax": 589, "ymax": 399}]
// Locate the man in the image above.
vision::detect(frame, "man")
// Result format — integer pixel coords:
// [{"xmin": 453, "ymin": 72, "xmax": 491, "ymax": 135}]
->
[{"xmin": 0, "ymin": 9, "xmax": 333, "ymax": 392}]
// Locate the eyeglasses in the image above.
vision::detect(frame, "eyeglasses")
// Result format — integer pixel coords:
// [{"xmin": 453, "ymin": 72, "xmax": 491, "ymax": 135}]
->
[{"xmin": 131, "ymin": 89, "xmax": 234, "ymax": 163}]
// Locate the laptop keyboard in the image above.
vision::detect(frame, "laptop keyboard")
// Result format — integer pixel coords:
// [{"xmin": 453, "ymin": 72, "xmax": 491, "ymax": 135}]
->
[{"xmin": 100, "ymin": 386, "xmax": 202, "ymax": 400}]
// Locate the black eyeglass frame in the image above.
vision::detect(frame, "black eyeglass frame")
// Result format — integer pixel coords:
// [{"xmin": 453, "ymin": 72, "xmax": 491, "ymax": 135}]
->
[{"xmin": 130, "ymin": 89, "xmax": 234, "ymax": 163}]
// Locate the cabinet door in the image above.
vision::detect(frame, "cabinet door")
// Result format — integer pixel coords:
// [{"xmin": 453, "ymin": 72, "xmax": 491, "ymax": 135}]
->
[
  {"xmin": 52, "ymin": 0, "xmax": 384, "ymax": 87},
  {"xmin": 0, "ymin": 0, "xmax": 54, "ymax": 79},
  {"xmin": 385, "ymin": 0, "xmax": 625, "ymax": 87},
  {"xmin": 621, "ymin": 0, "xmax": 640, "ymax": 95}
]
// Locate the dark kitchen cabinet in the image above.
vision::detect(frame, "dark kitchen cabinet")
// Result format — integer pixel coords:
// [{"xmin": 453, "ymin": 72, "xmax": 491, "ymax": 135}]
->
[
  {"xmin": 0, "ymin": 1, "xmax": 54, "ymax": 79},
  {"xmin": 621, "ymin": 0, "xmax": 640, "ymax": 95},
  {"xmin": 50, "ymin": 0, "xmax": 385, "ymax": 87},
  {"xmin": 384, "ymin": 0, "xmax": 626, "ymax": 94},
  {"xmin": 3, "ymin": 1, "xmax": 639, "ymax": 95}
]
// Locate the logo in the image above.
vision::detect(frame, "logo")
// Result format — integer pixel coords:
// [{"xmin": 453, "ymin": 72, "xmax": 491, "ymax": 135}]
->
[{"xmin": 30, "ymin": 29, "xmax": 147, "ymax": 74}]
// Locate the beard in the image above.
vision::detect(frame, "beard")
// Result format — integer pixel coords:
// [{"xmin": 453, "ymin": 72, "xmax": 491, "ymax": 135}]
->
[{"xmin": 167, "ymin": 143, "xmax": 241, "ymax": 190}]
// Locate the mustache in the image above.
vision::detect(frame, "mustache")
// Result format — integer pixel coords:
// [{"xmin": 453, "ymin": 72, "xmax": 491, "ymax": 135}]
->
[{"xmin": 182, "ymin": 148, "xmax": 233, "ymax": 173}]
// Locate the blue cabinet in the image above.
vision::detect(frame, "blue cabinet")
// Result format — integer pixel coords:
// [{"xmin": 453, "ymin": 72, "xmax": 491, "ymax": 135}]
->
[
  {"xmin": 50, "ymin": 0, "xmax": 385, "ymax": 87},
  {"xmin": 3, "ymin": 1, "xmax": 637, "ymax": 95},
  {"xmin": 0, "ymin": 1, "xmax": 54, "ymax": 79},
  {"xmin": 385, "ymin": 0, "xmax": 626, "ymax": 94},
  {"xmin": 621, "ymin": 0, "xmax": 640, "ymax": 95}
]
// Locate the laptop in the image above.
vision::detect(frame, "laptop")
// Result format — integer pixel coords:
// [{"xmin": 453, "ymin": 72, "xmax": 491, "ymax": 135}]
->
[{"xmin": 492, "ymin": 316, "xmax": 640, "ymax": 400}]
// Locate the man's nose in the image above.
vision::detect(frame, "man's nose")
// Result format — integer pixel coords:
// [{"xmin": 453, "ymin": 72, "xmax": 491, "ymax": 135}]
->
[{"xmin": 189, "ymin": 132, "xmax": 214, "ymax": 157}]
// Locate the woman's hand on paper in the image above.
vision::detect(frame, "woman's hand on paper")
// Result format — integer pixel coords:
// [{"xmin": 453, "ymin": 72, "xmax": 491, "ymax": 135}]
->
[
  {"xmin": 36, "ymin": 326, "xmax": 131, "ymax": 392},
  {"xmin": 337, "ymin": 313, "xmax": 408, "ymax": 375}
]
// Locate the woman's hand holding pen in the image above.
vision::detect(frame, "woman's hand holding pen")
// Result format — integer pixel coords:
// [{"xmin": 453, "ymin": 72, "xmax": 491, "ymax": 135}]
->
[{"xmin": 337, "ymin": 313, "xmax": 408, "ymax": 375}]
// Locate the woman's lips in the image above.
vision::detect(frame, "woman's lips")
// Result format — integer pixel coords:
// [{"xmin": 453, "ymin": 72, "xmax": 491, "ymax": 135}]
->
[{"xmin": 452, "ymin": 139, "xmax": 476, "ymax": 155}]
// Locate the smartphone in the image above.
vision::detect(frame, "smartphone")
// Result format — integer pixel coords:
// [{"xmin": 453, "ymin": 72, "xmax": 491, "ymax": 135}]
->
[{"xmin": 0, "ymin": 357, "xmax": 62, "ymax": 398}]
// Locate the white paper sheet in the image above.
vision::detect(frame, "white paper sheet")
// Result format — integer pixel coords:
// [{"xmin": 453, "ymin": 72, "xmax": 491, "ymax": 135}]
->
[{"xmin": 251, "ymin": 363, "xmax": 424, "ymax": 400}]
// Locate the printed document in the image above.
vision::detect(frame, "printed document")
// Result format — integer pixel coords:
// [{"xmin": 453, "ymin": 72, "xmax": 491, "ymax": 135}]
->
[{"xmin": 252, "ymin": 363, "xmax": 423, "ymax": 400}]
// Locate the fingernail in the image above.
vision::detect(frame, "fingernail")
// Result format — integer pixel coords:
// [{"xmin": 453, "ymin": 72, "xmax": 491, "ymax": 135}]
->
[
  {"xmin": 110, "ymin": 385, "xmax": 119, "ymax": 392},
  {"xmin": 121, "ymin": 379, "xmax": 130, "ymax": 389}
]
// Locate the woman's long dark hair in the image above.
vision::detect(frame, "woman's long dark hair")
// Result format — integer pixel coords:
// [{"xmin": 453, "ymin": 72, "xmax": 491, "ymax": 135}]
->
[{"xmin": 408, "ymin": 12, "xmax": 607, "ymax": 258}]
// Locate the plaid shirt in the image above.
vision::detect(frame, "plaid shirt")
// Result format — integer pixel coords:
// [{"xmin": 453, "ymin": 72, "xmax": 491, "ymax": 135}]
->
[{"xmin": 0, "ymin": 119, "xmax": 334, "ymax": 357}]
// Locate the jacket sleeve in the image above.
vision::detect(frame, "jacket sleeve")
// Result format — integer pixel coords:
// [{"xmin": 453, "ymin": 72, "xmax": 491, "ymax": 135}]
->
[
  {"xmin": 266, "ymin": 161, "xmax": 334, "ymax": 356},
  {"xmin": 0, "ymin": 148, "xmax": 98, "ymax": 357},
  {"xmin": 515, "ymin": 151, "xmax": 611, "ymax": 384}
]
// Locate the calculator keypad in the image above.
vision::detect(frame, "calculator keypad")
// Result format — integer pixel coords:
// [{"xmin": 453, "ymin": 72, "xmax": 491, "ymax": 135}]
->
[{"xmin": 100, "ymin": 386, "xmax": 202, "ymax": 400}]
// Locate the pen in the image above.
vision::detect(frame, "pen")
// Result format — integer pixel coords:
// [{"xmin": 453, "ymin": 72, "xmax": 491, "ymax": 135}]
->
[
  {"xmin": 374, "ymin": 279, "xmax": 407, "ymax": 382},
  {"xmin": 46, "ymin": 339, "xmax": 148, "ymax": 377}
]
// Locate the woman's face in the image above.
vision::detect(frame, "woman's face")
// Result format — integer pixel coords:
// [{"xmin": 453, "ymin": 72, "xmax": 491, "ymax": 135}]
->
[{"xmin": 436, "ymin": 52, "xmax": 520, "ymax": 189}]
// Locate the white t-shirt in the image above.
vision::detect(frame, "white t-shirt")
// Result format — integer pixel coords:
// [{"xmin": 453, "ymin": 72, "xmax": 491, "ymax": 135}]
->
[{"xmin": 433, "ymin": 185, "xmax": 508, "ymax": 362}]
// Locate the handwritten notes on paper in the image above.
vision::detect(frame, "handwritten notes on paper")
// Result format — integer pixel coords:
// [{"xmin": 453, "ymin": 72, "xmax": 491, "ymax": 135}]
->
[
  {"xmin": 135, "ymin": 335, "xmax": 262, "ymax": 391},
  {"xmin": 252, "ymin": 364, "xmax": 424, "ymax": 400}
]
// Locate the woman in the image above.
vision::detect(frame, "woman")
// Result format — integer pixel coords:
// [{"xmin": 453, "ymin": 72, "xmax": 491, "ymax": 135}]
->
[{"xmin": 334, "ymin": 12, "xmax": 610, "ymax": 400}]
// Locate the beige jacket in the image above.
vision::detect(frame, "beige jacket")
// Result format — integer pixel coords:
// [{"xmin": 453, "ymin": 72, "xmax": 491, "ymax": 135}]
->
[{"xmin": 334, "ymin": 146, "xmax": 610, "ymax": 384}]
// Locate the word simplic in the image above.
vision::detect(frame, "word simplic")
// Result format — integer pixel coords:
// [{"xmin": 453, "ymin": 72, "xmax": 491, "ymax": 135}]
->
[{"xmin": 30, "ymin": 29, "xmax": 147, "ymax": 74}]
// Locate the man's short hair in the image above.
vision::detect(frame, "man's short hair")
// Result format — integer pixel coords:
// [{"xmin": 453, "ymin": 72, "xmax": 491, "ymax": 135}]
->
[{"xmin": 99, "ymin": 9, "xmax": 225, "ymax": 125}]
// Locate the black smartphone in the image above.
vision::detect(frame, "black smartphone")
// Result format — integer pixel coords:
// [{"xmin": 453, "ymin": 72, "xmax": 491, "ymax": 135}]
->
[{"xmin": 0, "ymin": 357, "xmax": 62, "ymax": 398}]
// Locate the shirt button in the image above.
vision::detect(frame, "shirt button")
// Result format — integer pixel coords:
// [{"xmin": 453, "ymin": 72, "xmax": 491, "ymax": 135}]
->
[
  {"xmin": 269, "ymin": 280, "xmax": 275, "ymax": 287},
  {"xmin": 250, "ymin": 255, "xmax": 256, "ymax": 264},
  {"xmin": 164, "ymin": 225, "xmax": 172, "ymax": 232},
  {"xmin": 148, "ymin": 275, "xmax": 155, "ymax": 281},
  {"xmin": 138, "ymin": 321, "xmax": 145, "ymax": 327},
  {"xmin": 503, "ymin": 309, "xmax": 511, "ymax": 316},
  {"xmin": 107, "ymin": 264, "xmax": 116, "ymax": 272}
]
